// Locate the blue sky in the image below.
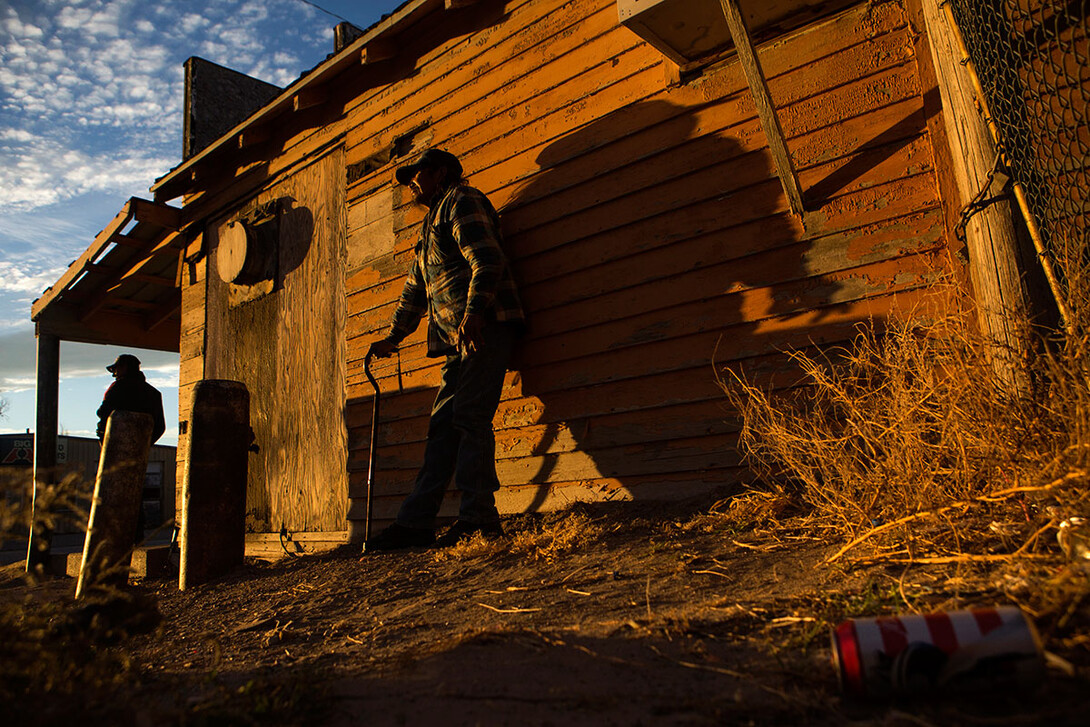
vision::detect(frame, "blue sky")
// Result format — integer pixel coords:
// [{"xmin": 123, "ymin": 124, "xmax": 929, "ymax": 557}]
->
[{"xmin": 0, "ymin": 0, "xmax": 402, "ymax": 445}]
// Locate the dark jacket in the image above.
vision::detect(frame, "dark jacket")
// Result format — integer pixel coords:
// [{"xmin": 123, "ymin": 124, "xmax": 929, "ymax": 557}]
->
[{"xmin": 96, "ymin": 371, "xmax": 166, "ymax": 443}]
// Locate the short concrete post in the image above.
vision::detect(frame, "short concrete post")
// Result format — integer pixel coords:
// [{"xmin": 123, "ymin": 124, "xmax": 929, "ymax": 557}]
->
[
  {"xmin": 180, "ymin": 380, "xmax": 250, "ymax": 591},
  {"xmin": 75, "ymin": 411, "xmax": 153, "ymax": 599}
]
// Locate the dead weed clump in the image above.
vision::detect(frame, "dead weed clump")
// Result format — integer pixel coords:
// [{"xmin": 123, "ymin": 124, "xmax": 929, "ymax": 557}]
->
[
  {"xmin": 681, "ymin": 487, "xmax": 799, "ymax": 538},
  {"xmin": 509, "ymin": 507, "xmax": 605, "ymax": 561},
  {"xmin": 433, "ymin": 505, "xmax": 605, "ymax": 563},
  {"xmin": 718, "ymin": 295, "xmax": 1090, "ymax": 563}
]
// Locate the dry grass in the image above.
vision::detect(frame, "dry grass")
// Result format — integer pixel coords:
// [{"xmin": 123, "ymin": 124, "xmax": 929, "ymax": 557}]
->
[
  {"xmin": 712, "ymin": 261, "xmax": 1090, "ymax": 671},
  {"xmin": 432, "ymin": 506, "xmax": 605, "ymax": 562},
  {"xmin": 2, "ymin": 469, "xmax": 88, "ymax": 554},
  {"xmin": 0, "ymin": 468, "xmax": 160, "ymax": 724},
  {"xmin": 681, "ymin": 488, "xmax": 799, "ymax": 537},
  {"xmin": 717, "ymin": 268, "xmax": 1090, "ymax": 566}
]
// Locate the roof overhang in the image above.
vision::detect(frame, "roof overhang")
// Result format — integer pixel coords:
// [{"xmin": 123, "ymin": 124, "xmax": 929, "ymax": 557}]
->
[
  {"xmin": 31, "ymin": 1, "xmax": 487, "ymax": 351},
  {"xmin": 617, "ymin": 0, "xmax": 857, "ymax": 66},
  {"xmin": 31, "ymin": 197, "xmax": 184, "ymax": 352}
]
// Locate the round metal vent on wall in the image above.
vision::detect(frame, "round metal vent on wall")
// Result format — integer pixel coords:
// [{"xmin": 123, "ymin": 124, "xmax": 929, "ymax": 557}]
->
[{"xmin": 217, "ymin": 220, "xmax": 266, "ymax": 285}]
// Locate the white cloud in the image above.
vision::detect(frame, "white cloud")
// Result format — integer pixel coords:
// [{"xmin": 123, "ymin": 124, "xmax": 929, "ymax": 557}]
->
[
  {"xmin": 237, "ymin": 1, "xmax": 270, "ymax": 23},
  {"xmin": 3, "ymin": 15, "xmax": 44, "ymax": 40},
  {"xmin": 178, "ymin": 13, "xmax": 210, "ymax": 34},
  {"xmin": 0, "ymin": 260, "xmax": 66, "ymax": 296},
  {"xmin": 0, "ymin": 134, "xmax": 172, "ymax": 210},
  {"xmin": 0, "ymin": 319, "xmax": 33, "ymax": 332},
  {"xmin": 145, "ymin": 370, "xmax": 179, "ymax": 389},
  {"xmin": 0, "ymin": 0, "xmax": 336, "ymax": 217},
  {"xmin": 0, "ymin": 205, "xmax": 98, "ymax": 250},
  {"xmin": 0, "ymin": 128, "xmax": 35, "ymax": 143}
]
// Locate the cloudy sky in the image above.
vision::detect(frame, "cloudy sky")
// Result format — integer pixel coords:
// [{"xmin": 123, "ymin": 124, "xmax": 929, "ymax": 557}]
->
[{"xmin": 0, "ymin": 0, "xmax": 400, "ymax": 444}]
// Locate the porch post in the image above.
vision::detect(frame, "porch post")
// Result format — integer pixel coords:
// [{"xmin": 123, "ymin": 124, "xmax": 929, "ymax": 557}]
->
[
  {"xmin": 26, "ymin": 332, "xmax": 59, "ymax": 572},
  {"xmin": 921, "ymin": 0, "xmax": 1036, "ymax": 389}
]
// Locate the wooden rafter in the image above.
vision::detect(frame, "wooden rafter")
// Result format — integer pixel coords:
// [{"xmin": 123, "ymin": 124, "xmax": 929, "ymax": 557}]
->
[
  {"xmin": 109, "ymin": 298, "xmax": 159, "ymax": 310},
  {"xmin": 130, "ymin": 198, "xmax": 182, "ymax": 229},
  {"xmin": 77, "ymin": 228, "xmax": 184, "ymax": 321},
  {"xmin": 32, "ymin": 198, "xmax": 180, "ymax": 321},
  {"xmin": 238, "ymin": 126, "xmax": 271, "ymax": 149},
  {"xmin": 361, "ymin": 40, "xmax": 397, "ymax": 64},
  {"xmin": 111, "ymin": 233, "xmax": 145, "ymax": 248},
  {"xmin": 293, "ymin": 86, "xmax": 326, "ymax": 112},
  {"xmin": 120, "ymin": 272, "xmax": 176, "ymax": 287},
  {"xmin": 35, "ymin": 302, "xmax": 179, "ymax": 352}
]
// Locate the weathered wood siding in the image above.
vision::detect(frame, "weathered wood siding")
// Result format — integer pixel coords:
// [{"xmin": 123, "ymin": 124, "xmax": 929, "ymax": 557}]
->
[
  {"xmin": 341, "ymin": 0, "xmax": 956, "ymax": 525},
  {"xmin": 185, "ymin": 150, "xmax": 348, "ymax": 533}
]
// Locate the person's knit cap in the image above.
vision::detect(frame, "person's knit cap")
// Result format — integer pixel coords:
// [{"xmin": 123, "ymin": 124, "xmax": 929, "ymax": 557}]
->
[{"xmin": 395, "ymin": 148, "xmax": 463, "ymax": 185}]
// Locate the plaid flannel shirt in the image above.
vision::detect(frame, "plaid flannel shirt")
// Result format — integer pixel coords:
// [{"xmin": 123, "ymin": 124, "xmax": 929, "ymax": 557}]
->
[{"xmin": 387, "ymin": 184, "xmax": 525, "ymax": 356}]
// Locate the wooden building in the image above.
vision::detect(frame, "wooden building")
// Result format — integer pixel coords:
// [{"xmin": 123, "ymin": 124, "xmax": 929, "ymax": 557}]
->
[{"xmin": 33, "ymin": 0, "xmax": 1032, "ymax": 546}]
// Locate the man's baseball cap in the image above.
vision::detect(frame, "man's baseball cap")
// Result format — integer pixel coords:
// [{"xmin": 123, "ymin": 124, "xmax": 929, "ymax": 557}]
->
[
  {"xmin": 395, "ymin": 148, "xmax": 463, "ymax": 185},
  {"xmin": 106, "ymin": 353, "xmax": 141, "ymax": 372}
]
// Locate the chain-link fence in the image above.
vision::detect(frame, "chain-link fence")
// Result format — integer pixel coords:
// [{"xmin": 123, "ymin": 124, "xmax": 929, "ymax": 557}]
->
[{"xmin": 947, "ymin": 0, "xmax": 1089, "ymax": 280}]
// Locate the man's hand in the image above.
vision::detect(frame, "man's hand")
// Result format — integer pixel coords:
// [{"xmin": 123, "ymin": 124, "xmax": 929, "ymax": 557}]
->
[
  {"xmin": 458, "ymin": 313, "xmax": 484, "ymax": 355},
  {"xmin": 367, "ymin": 339, "xmax": 397, "ymax": 359}
]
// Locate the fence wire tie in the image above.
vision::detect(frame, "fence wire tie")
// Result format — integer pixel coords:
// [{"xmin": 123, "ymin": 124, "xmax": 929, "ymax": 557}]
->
[{"xmin": 954, "ymin": 153, "xmax": 1013, "ymax": 243}]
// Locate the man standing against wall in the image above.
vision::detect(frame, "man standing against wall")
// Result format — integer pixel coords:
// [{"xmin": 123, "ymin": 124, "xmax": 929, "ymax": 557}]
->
[{"xmin": 366, "ymin": 149, "xmax": 525, "ymax": 551}]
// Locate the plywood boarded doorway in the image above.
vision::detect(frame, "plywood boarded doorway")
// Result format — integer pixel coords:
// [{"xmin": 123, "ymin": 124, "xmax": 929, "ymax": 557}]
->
[{"xmin": 205, "ymin": 149, "xmax": 348, "ymax": 534}]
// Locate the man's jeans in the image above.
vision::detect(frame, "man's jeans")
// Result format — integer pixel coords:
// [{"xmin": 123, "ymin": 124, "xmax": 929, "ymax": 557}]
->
[{"xmin": 396, "ymin": 321, "xmax": 516, "ymax": 529}]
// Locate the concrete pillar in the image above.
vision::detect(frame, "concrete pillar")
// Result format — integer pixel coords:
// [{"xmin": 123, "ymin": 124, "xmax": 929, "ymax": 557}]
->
[
  {"xmin": 26, "ymin": 332, "xmax": 59, "ymax": 573},
  {"xmin": 180, "ymin": 380, "xmax": 250, "ymax": 590},
  {"xmin": 75, "ymin": 410, "xmax": 153, "ymax": 599}
]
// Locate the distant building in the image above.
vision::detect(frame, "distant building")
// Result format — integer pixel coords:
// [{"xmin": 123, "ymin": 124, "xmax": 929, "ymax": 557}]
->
[{"xmin": 0, "ymin": 433, "xmax": 177, "ymax": 536}]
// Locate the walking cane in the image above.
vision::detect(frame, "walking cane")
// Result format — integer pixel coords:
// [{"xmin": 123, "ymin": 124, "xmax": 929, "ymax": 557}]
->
[{"xmin": 362, "ymin": 352, "xmax": 381, "ymax": 552}]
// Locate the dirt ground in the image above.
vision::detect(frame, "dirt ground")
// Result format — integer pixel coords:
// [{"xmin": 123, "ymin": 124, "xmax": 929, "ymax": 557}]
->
[{"xmin": 4, "ymin": 496, "xmax": 1090, "ymax": 726}]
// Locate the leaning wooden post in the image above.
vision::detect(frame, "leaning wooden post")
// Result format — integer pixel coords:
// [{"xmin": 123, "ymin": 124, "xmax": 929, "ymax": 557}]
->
[
  {"xmin": 179, "ymin": 380, "xmax": 250, "ymax": 590},
  {"xmin": 921, "ymin": 0, "xmax": 1033, "ymax": 389},
  {"xmin": 719, "ymin": 0, "xmax": 805, "ymax": 218},
  {"xmin": 75, "ymin": 411, "xmax": 153, "ymax": 599}
]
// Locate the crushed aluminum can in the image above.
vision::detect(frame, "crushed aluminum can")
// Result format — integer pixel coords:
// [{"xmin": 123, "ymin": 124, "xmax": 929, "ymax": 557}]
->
[{"xmin": 831, "ymin": 606, "xmax": 1045, "ymax": 697}]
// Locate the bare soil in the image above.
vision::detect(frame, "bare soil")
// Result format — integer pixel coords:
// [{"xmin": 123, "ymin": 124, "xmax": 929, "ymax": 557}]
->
[{"xmin": 4, "ymin": 497, "xmax": 1089, "ymax": 726}]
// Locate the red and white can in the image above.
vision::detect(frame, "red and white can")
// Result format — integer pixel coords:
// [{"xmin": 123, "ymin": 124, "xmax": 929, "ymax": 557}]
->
[{"xmin": 831, "ymin": 606, "xmax": 1045, "ymax": 697}]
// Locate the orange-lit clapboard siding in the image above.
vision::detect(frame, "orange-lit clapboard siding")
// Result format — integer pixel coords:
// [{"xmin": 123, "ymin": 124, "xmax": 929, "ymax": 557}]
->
[{"xmin": 341, "ymin": 0, "xmax": 956, "ymax": 525}]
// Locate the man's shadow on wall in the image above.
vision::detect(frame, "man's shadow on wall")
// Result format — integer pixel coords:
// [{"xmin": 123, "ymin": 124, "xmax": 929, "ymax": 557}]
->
[{"xmin": 499, "ymin": 99, "xmax": 833, "ymax": 514}]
